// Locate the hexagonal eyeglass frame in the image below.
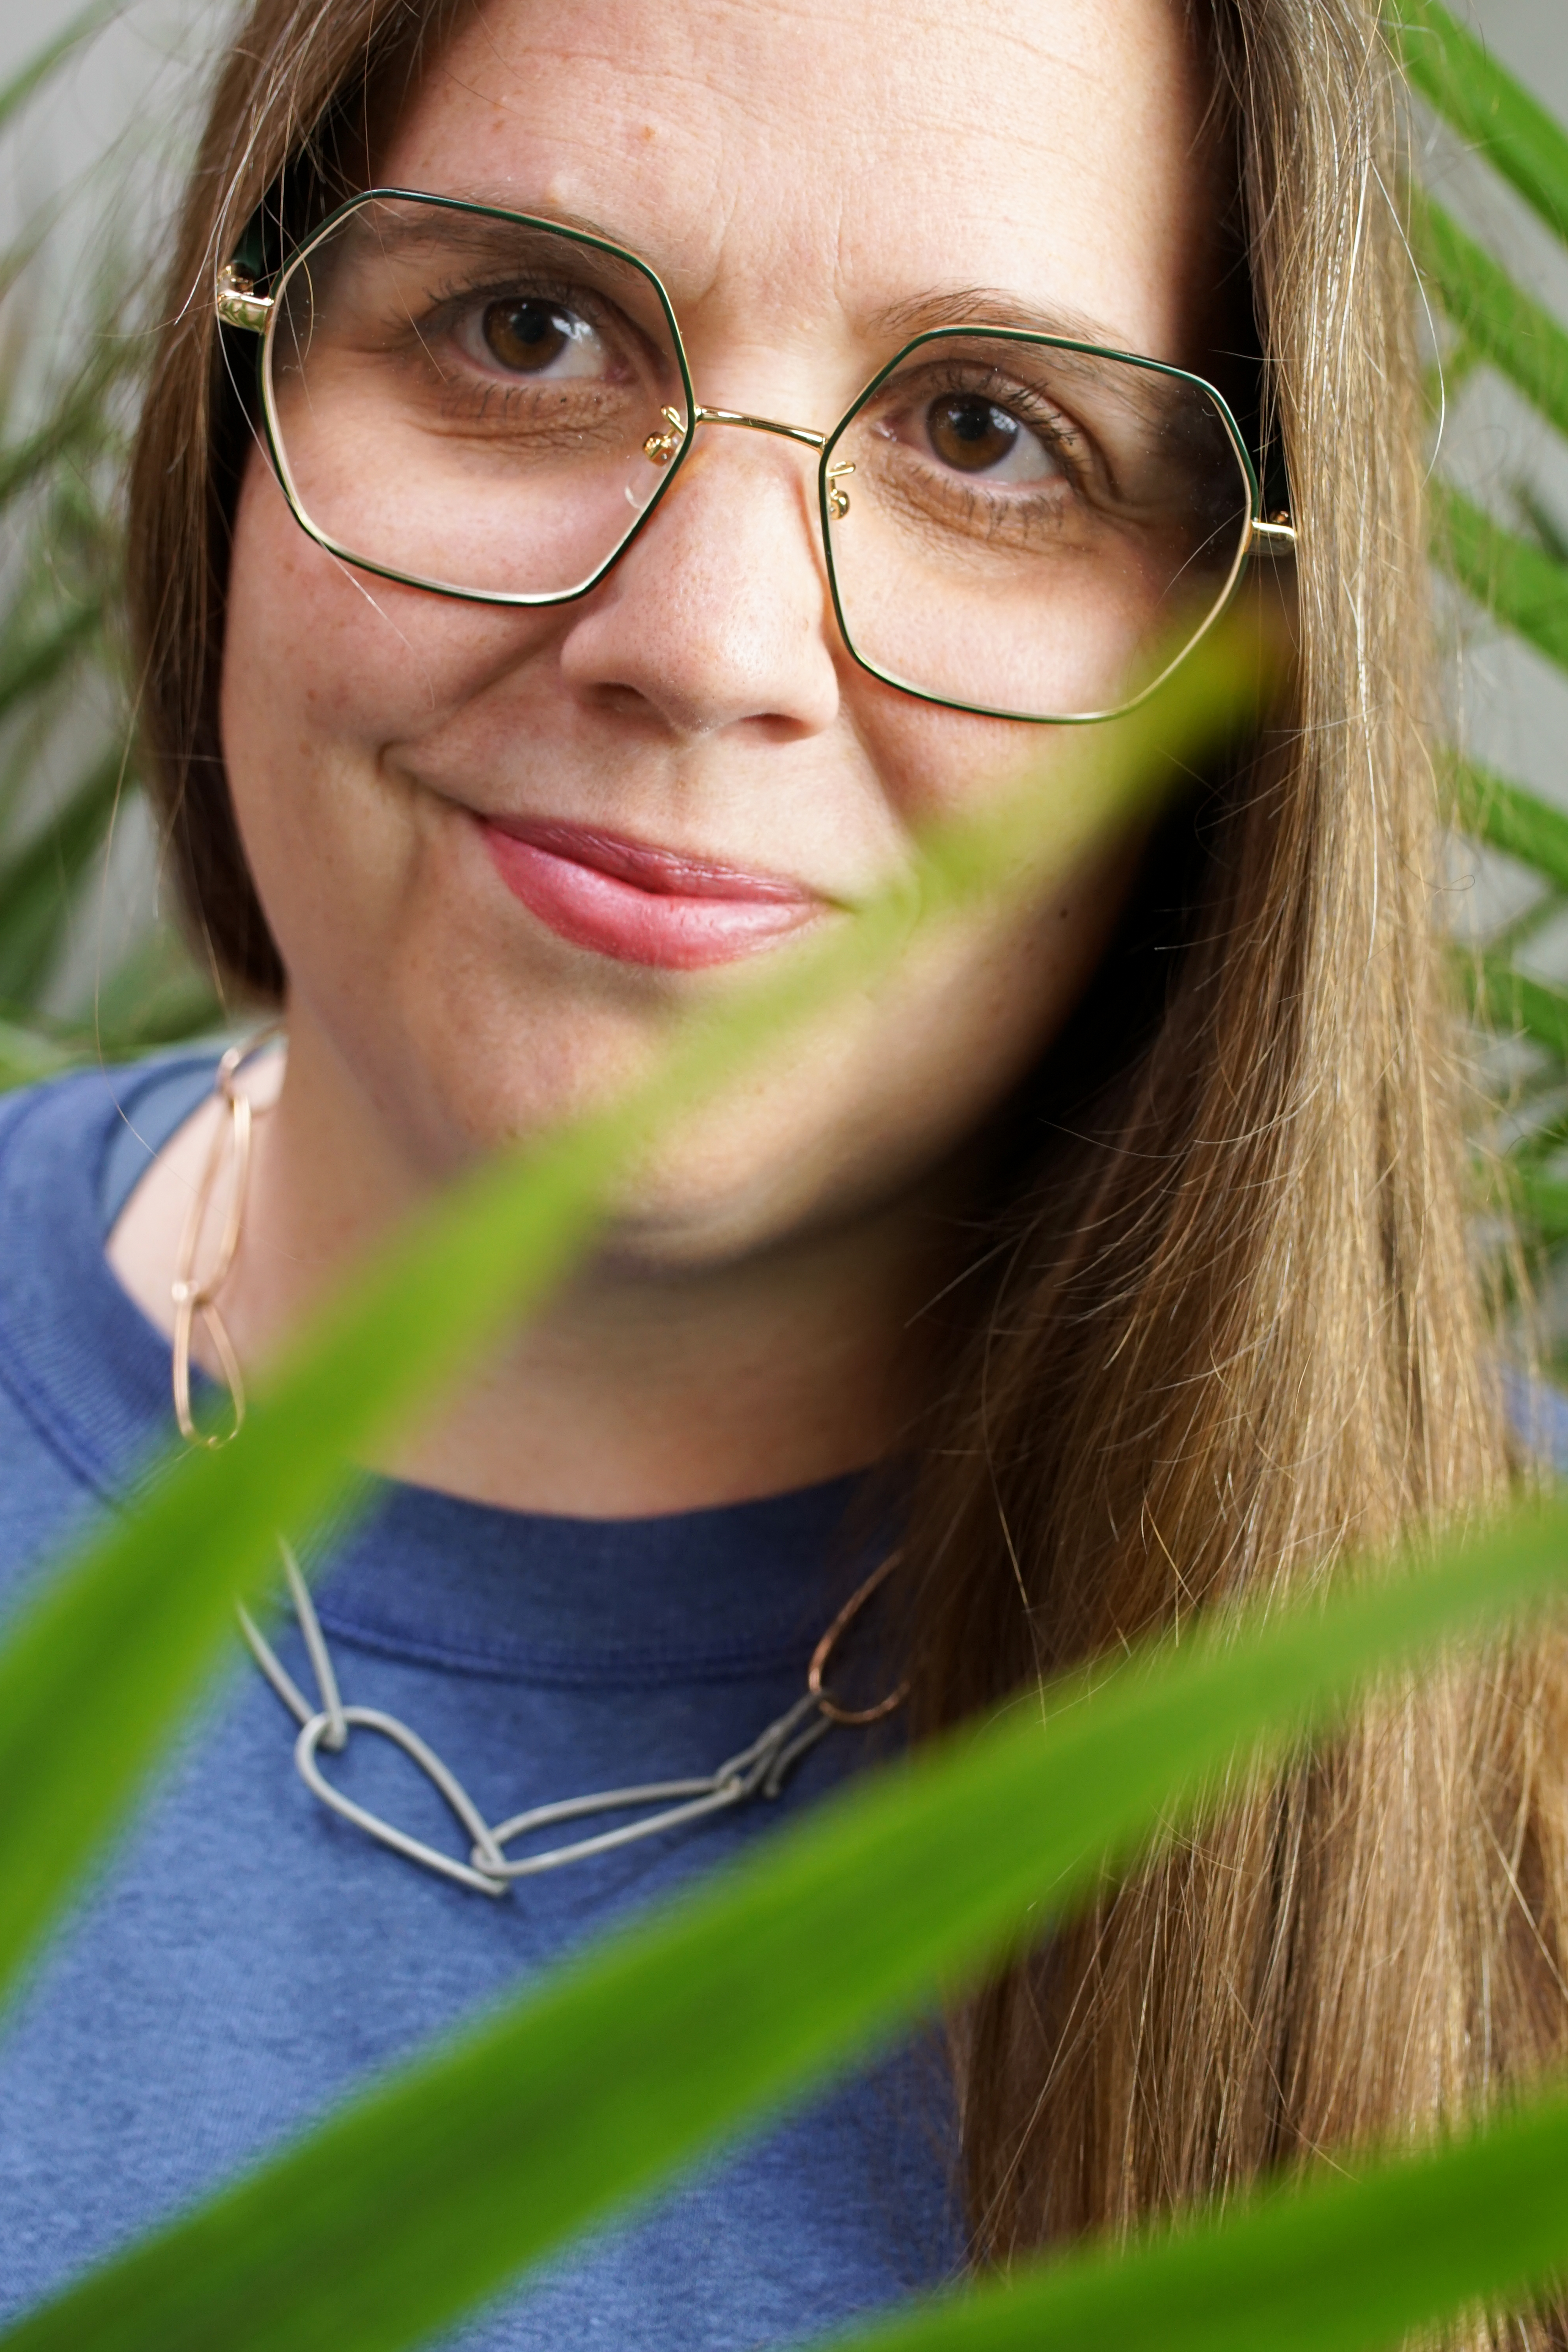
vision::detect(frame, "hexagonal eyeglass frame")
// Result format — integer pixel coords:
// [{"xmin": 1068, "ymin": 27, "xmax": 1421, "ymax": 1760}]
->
[{"xmin": 216, "ymin": 188, "xmax": 1296, "ymax": 727}]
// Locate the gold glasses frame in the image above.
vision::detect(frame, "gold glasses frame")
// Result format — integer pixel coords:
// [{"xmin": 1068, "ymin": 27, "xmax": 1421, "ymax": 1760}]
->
[{"xmin": 217, "ymin": 187, "xmax": 1296, "ymax": 727}]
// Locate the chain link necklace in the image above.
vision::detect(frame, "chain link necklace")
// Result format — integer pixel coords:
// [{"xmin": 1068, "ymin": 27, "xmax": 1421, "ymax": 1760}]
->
[{"xmin": 175, "ymin": 1038, "xmax": 907, "ymax": 1900}]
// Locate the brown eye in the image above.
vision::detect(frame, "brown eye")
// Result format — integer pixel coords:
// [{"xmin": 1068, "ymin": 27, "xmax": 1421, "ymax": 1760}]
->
[
  {"xmin": 481, "ymin": 300, "xmax": 575, "ymax": 372},
  {"xmin": 927, "ymin": 395, "xmax": 1020, "ymax": 473},
  {"xmin": 921, "ymin": 392, "xmax": 1059, "ymax": 485},
  {"xmin": 455, "ymin": 294, "xmax": 615, "ymax": 386}
]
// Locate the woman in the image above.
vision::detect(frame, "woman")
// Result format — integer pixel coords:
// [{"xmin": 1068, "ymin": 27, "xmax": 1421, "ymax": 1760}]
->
[{"xmin": 0, "ymin": 0, "xmax": 1548, "ymax": 2341}]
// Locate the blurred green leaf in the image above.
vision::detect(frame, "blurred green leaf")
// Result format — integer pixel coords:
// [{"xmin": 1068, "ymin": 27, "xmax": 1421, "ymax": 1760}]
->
[
  {"xmin": 1513, "ymin": 1165, "xmax": 1568, "ymax": 1242},
  {"xmin": 1394, "ymin": 0, "xmax": 1568, "ymax": 243},
  {"xmin": 86, "ymin": 931, "xmax": 220, "ymax": 1055},
  {"xmin": 0, "ymin": 594, "xmax": 101, "ymax": 728},
  {"xmin": 0, "ymin": 13, "xmax": 1563, "ymax": 2352},
  {"xmin": 0, "ymin": 641, "xmax": 1251, "ymax": 2014},
  {"xmin": 1432, "ymin": 481, "xmax": 1568, "ymax": 670},
  {"xmin": 0, "ymin": 743, "xmax": 123, "ymax": 1001},
  {"xmin": 1467, "ymin": 955, "xmax": 1568, "ymax": 1060},
  {"xmin": 807, "ymin": 2068, "xmax": 1568, "ymax": 2352},
  {"xmin": 1514, "ymin": 483, "xmax": 1568, "ymax": 568},
  {"xmin": 0, "ymin": 340, "xmax": 130, "ymax": 514},
  {"xmin": 0, "ymin": 1011, "xmax": 71, "ymax": 1090},
  {"xmin": 1414, "ymin": 194, "xmax": 1568, "ymax": 437},
  {"xmin": 1451, "ymin": 756, "xmax": 1568, "ymax": 891},
  {"xmin": 8, "ymin": 1486, "xmax": 1568, "ymax": 2352}
]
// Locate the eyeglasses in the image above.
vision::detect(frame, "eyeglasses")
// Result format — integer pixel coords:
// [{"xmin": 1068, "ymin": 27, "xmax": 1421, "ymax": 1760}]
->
[{"xmin": 216, "ymin": 190, "xmax": 1295, "ymax": 727}]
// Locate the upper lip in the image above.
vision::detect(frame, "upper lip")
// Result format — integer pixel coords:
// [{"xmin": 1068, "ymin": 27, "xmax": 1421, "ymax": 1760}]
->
[{"xmin": 477, "ymin": 814, "xmax": 829, "ymax": 904}]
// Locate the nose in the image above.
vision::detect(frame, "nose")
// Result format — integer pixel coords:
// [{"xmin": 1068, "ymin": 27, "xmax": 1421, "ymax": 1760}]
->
[{"xmin": 554, "ymin": 424, "xmax": 843, "ymax": 743}]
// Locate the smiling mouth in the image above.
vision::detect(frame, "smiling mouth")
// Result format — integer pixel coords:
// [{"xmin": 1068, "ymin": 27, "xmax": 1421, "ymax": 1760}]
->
[{"xmin": 477, "ymin": 815, "xmax": 826, "ymax": 970}]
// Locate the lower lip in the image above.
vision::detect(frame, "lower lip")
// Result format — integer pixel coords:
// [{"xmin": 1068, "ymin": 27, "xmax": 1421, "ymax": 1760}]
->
[{"xmin": 479, "ymin": 821, "xmax": 821, "ymax": 970}]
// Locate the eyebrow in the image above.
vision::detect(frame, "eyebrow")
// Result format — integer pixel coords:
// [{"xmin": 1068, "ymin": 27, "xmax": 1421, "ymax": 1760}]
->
[
  {"xmin": 347, "ymin": 196, "xmax": 644, "ymax": 270},
  {"xmin": 867, "ymin": 287, "xmax": 1142, "ymax": 357},
  {"xmin": 362, "ymin": 194, "xmax": 1145, "ymax": 357}
]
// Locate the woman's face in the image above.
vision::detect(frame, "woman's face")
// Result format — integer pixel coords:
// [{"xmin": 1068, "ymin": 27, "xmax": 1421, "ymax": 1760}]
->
[{"xmin": 222, "ymin": 0, "xmax": 1220, "ymax": 1262}]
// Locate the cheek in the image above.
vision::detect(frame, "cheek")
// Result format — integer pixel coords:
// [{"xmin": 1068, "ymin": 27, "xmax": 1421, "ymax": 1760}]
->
[
  {"xmin": 221, "ymin": 457, "xmax": 565, "ymax": 764},
  {"xmin": 219, "ymin": 477, "xmax": 406, "ymax": 996},
  {"xmin": 218, "ymin": 459, "xmax": 557, "ymax": 954},
  {"xmin": 843, "ymin": 677, "xmax": 1053, "ymax": 829}
]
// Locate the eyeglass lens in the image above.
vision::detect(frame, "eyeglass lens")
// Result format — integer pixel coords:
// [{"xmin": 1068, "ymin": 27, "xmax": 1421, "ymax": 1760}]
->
[{"xmin": 263, "ymin": 194, "xmax": 1256, "ymax": 723}]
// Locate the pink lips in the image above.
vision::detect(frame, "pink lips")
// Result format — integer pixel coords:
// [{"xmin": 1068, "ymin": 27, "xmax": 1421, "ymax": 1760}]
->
[{"xmin": 480, "ymin": 817, "xmax": 823, "ymax": 970}]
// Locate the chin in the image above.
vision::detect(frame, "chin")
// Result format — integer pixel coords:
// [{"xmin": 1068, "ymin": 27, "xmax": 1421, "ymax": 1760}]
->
[{"xmin": 394, "ymin": 1010, "xmax": 869, "ymax": 1270}]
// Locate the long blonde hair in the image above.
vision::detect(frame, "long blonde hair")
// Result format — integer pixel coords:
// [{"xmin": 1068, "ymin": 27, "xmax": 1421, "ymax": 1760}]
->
[
  {"xmin": 125, "ymin": 0, "xmax": 1558, "ymax": 2318},
  {"xmin": 905, "ymin": 2, "xmax": 1564, "ymax": 2290}
]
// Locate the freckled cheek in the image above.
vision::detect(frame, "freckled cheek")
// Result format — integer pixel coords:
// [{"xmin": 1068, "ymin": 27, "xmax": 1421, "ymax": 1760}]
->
[
  {"xmin": 218, "ymin": 475, "xmax": 429, "ymax": 956},
  {"xmin": 859, "ymin": 676, "xmax": 1149, "ymax": 1037},
  {"xmin": 221, "ymin": 459, "xmax": 562, "ymax": 758},
  {"xmin": 844, "ymin": 685, "xmax": 1058, "ymax": 825}
]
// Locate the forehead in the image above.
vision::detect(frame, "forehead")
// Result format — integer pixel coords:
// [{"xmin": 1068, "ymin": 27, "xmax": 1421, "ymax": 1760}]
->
[{"xmin": 379, "ymin": 0, "xmax": 1217, "ymax": 364}]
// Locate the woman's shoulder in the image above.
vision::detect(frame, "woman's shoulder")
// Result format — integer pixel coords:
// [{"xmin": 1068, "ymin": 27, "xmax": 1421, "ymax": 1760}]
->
[
  {"xmin": 0, "ymin": 1049, "xmax": 218, "ymax": 1609},
  {"xmin": 0, "ymin": 1049, "xmax": 219, "ymax": 1223}
]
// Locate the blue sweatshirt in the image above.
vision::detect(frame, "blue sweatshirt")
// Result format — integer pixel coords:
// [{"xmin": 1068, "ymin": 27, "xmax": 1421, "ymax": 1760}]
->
[{"xmin": 0, "ymin": 1055, "xmax": 961, "ymax": 2347}]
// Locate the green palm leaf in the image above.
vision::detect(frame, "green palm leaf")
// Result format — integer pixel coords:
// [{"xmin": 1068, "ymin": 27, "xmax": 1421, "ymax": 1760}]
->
[
  {"xmin": 1514, "ymin": 1167, "xmax": 1568, "ymax": 1243},
  {"xmin": 1414, "ymin": 193, "xmax": 1568, "ymax": 439},
  {"xmin": 0, "ymin": 645, "xmax": 1244, "ymax": 2011},
  {"xmin": 0, "ymin": 339, "xmax": 129, "ymax": 515},
  {"xmin": 1394, "ymin": 0, "xmax": 1568, "ymax": 243},
  {"xmin": 0, "ymin": 1012, "xmax": 70, "ymax": 1090},
  {"xmin": 0, "ymin": 744, "xmax": 124, "ymax": 1002},
  {"xmin": 1431, "ymin": 480, "xmax": 1568, "ymax": 673},
  {"xmin": 0, "ymin": 14, "xmax": 1566, "ymax": 2352},
  {"xmin": 1451, "ymin": 756, "xmax": 1568, "ymax": 893},
  {"xmin": 1472, "ymin": 954, "xmax": 1568, "ymax": 1062},
  {"xmin": 6, "ymin": 1489, "xmax": 1568, "ymax": 2352},
  {"xmin": 808, "ymin": 2070, "xmax": 1568, "ymax": 2352},
  {"xmin": 0, "ymin": 593, "xmax": 102, "ymax": 724}
]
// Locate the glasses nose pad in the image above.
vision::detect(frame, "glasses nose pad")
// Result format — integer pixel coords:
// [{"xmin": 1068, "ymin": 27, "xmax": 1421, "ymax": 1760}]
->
[
  {"xmin": 625, "ymin": 461, "xmax": 661, "ymax": 514},
  {"xmin": 642, "ymin": 407, "xmax": 686, "ymax": 466},
  {"xmin": 627, "ymin": 406, "xmax": 688, "ymax": 511}
]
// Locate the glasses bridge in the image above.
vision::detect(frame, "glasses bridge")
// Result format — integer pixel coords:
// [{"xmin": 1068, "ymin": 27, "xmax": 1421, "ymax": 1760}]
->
[
  {"xmin": 642, "ymin": 405, "xmax": 828, "ymax": 466},
  {"xmin": 692, "ymin": 407, "xmax": 826, "ymax": 450}
]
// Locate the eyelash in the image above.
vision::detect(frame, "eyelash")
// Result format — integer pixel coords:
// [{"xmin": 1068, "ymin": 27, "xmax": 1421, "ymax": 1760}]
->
[
  {"xmin": 419, "ymin": 276, "xmax": 621, "ymax": 364},
  {"xmin": 378, "ymin": 283, "xmax": 1101, "ymax": 505},
  {"xmin": 885, "ymin": 370, "xmax": 1094, "ymax": 495},
  {"xmin": 383, "ymin": 277, "xmax": 647, "ymax": 429}
]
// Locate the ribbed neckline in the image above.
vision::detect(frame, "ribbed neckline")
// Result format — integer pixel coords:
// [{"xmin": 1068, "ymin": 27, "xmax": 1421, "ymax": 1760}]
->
[
  {"xmin": 0, "ymin": 1055, "xmax": 876, "ymax": 1686},
  {"xmin": 308, "ymin": 1474, "xmax": 869, "ymax": 1687}
]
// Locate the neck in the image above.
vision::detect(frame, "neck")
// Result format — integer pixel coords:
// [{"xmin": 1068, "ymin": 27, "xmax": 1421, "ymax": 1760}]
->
[{"xmin": 111, "ymin": 1010, "xmax": 957, "ymax": 1516}]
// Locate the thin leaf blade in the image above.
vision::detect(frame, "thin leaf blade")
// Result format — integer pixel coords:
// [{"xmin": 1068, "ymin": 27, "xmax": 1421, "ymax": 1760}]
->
[
  {"xmin": 1414, "ymin": 194, "xmax": 1568, "ymax": 439},
  {"xmin": 805, "ymin": 2073, "xmax": 1568, "ymax": 2352},
  {"xmin": 0, "ymin": 646, "xmax": 1245, "ymax": 2009},
  {"xmin": 1450, "ymin": 756, "xmax": 1568, "ymax": 894},
  {"xmin": 1394, "ymin": 0, "xmax": 1568, "ymax": 244},
  {"xmin": 1472, "ymin": 954, "xmax": 1568, "ymax": 1061},
  {"xmin": 0, "ymin": 744, "xmax": 125, "ymax": 1001},
  {"xmin": 1432, "ymin": 481, "xmax": 1568, "ymax": 673},
  {"xmin": 5, "ymin": 1493, "xmax": 1568, "ymax": 2352}
]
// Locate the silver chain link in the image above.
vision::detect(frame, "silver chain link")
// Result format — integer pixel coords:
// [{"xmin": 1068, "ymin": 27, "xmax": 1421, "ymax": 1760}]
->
[
  {"xmin": 239, "ymin": 1542, "xmax": 839, "ymax": 1898},
  {"xmin": 176, "ymin": 1041, "xmax": 897, "ymax": 1899}
]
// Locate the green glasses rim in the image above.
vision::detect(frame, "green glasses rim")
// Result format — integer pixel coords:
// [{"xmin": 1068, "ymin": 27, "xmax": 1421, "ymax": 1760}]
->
[
  {"xmin": 223, "ymin": 184, "xmax": 1287, "ymax": 729},
  {"xmin": 815, "ymin": 322, "xmax": 1265, "ymax": 728},
  {"xmin": 240, "ymin": 188, "xmax": 698, "ymax": 617}
]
